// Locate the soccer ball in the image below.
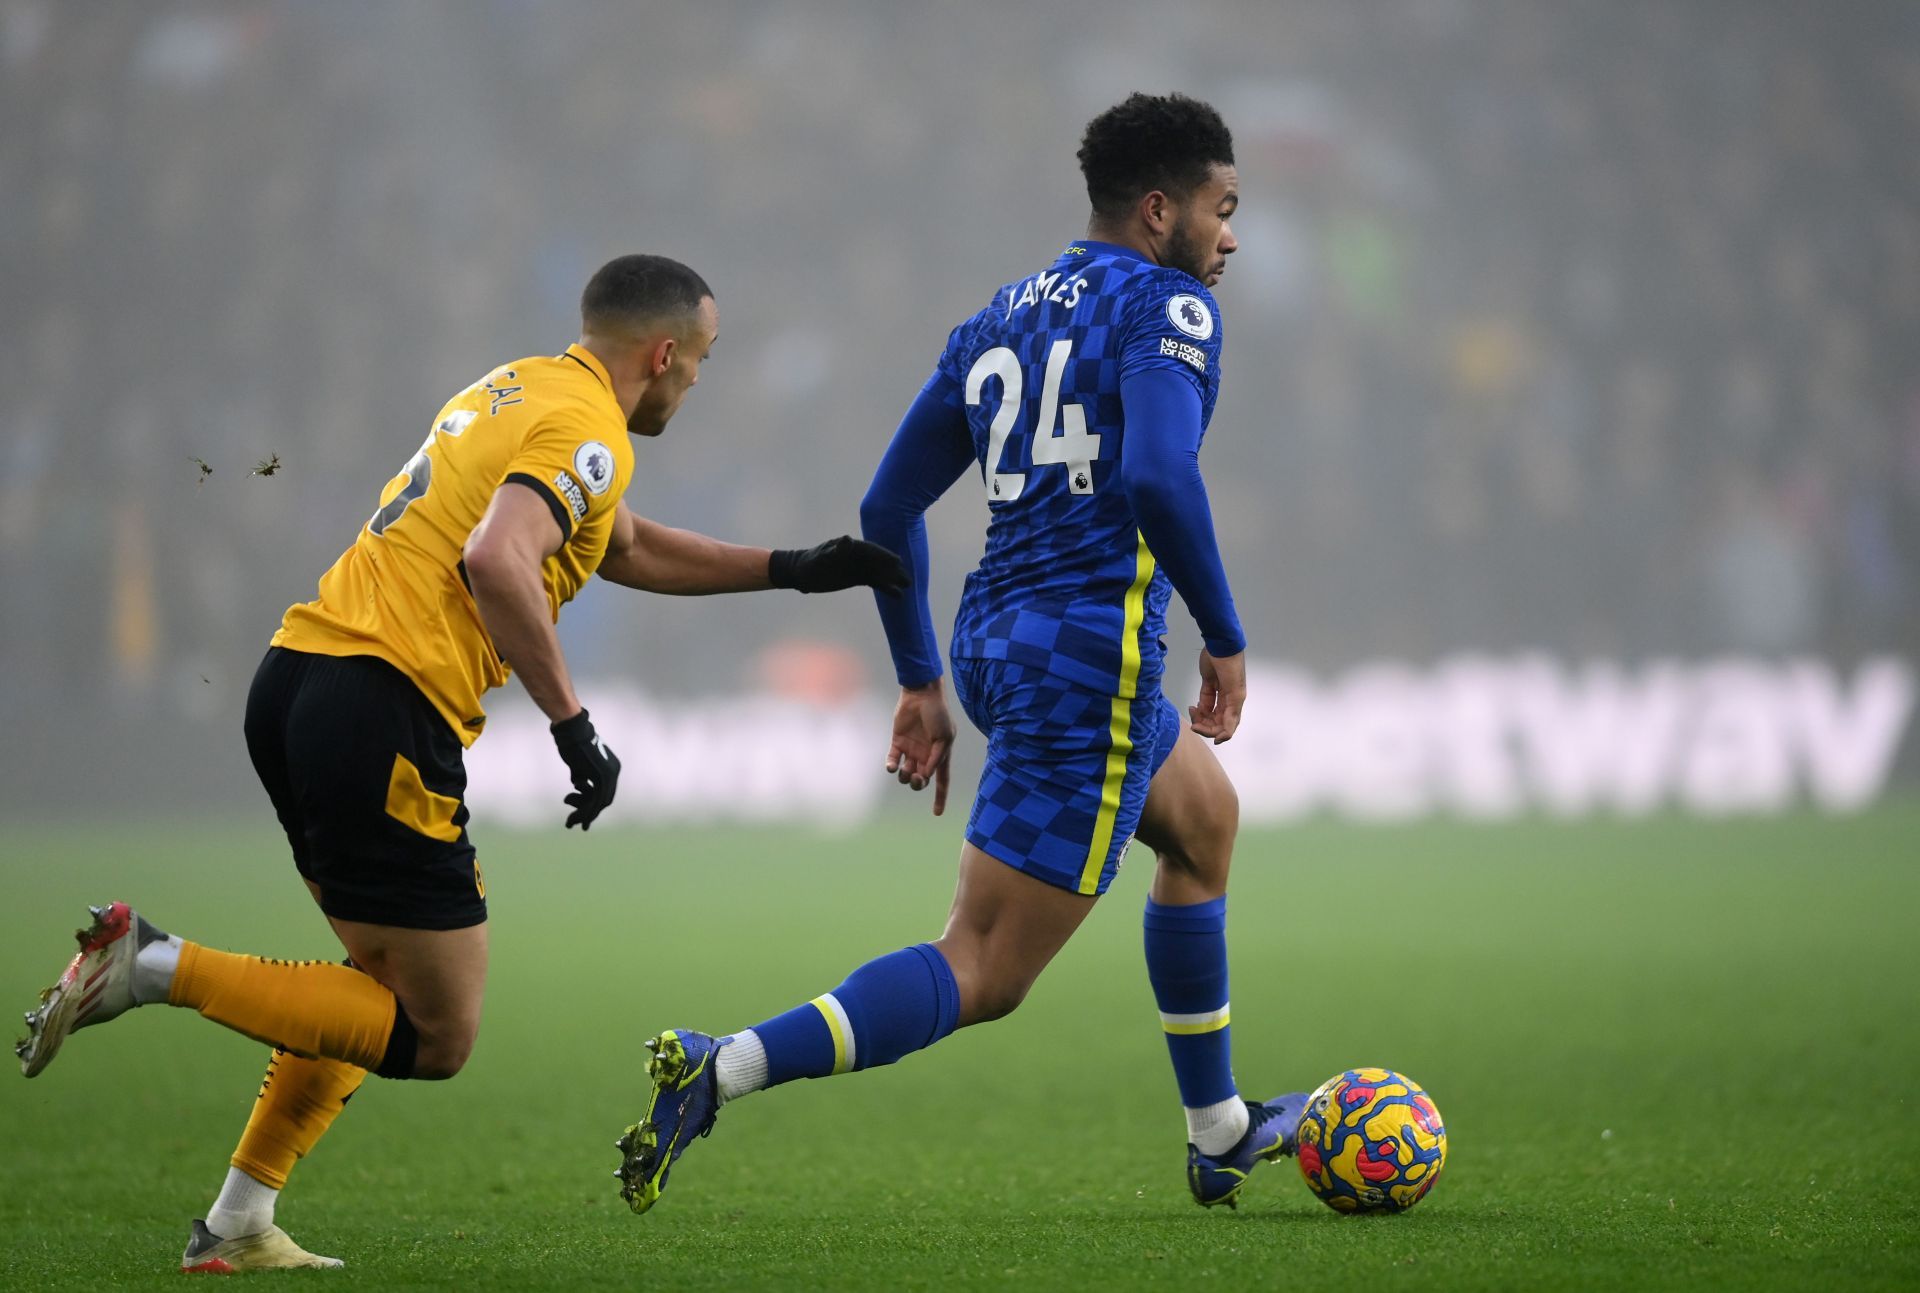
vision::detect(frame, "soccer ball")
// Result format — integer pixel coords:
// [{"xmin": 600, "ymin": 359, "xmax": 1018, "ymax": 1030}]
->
[{"xmin": 1296, "ymin": 1067, "xmax": 1447, "ymax": 1213}]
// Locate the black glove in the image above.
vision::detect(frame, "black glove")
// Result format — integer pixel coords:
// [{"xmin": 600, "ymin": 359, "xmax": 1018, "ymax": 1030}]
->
[
  {"xmin": 768, "ymin": 535, "xmax": 910, "ymax": 594},
  {"xmin": 550, "ymin": 708, "xmax": 620, "ymax": 830}
]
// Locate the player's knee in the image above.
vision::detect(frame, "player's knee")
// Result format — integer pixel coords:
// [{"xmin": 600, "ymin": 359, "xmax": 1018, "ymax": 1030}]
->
[
  {"xmin": 1199, "ymin": 771, "xmax": 1240, "ymax": 843},
  {"xmin": 1188, "ymin": 782, "xmax": 1241, "ymax": 869},
  {"xmin": 411, "ymin": 1045, "xmax": 470, "ymax": 1081},
  {"xmin": 409, "ymin": 1023, "xmax": 478, "ymax": 1080},
  {"xmin": 963, "ymin": 974, "xmax": 1034, "ymax": 1025},
  {"xmin": 939, "ymin": 946, "xmax": 1030, "ymax": 1026}
]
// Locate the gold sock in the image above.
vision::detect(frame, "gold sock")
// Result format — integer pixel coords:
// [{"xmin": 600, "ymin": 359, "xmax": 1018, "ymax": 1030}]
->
[
  {"xmin": 170, "ymin": 943, "xmax": 396, "ymax": 1071},
  {"xmin": 229, "ymin": 1049, "xmax": 368, "ymax": 1190}
]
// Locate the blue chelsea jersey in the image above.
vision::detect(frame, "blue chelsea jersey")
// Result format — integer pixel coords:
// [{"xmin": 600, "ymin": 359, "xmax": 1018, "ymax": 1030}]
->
[{"xmin": 932, "ymin": 241, "xmax": 1226, "ymax": 692}]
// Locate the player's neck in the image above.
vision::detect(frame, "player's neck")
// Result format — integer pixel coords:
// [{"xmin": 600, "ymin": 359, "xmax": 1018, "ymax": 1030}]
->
[
  {"xmin": 1085, "ymin": 222, "xmax": 1164, "ymax": 267},
  {"xmin": 578, "ymin": 336, "xmax": 647, "ymax": 421}
]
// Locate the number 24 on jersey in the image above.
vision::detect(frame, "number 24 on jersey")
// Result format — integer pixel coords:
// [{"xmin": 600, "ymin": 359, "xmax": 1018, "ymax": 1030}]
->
[{"xmin": 965, "ymin": 339, "xmax": 1100, "ymax": 501}]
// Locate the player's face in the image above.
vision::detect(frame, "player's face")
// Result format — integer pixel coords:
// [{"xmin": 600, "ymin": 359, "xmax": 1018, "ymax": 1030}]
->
[
  {"xmin": 628, "ymin": 297, "xmax": 719, "ymax": 437},
  {"xmin": 1165, "ymin": 164, "xmax": 1240, "ymax": 288}
]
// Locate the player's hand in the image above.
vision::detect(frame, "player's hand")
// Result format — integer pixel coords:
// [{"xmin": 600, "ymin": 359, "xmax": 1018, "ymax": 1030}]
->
[
  {"xmin": 550, "ymin": 708, "xmax": 621, "ymax": 830},
  {"xmin": 886, "ymin": 680, "xmax": 955, "ymax": 815},
  {"xmin": 769, "ymin": 536, "xmax": 910, "ymax": 594},
  {"xmin": 1189, "ymin": 649, "xmax": 1246, "ymax": 744}
]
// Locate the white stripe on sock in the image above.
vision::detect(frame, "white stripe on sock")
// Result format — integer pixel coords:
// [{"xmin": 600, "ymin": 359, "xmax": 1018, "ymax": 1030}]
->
[{"xmin": 1160, "ymin": 1004, "xmax": 1231, "ymax": 1035}]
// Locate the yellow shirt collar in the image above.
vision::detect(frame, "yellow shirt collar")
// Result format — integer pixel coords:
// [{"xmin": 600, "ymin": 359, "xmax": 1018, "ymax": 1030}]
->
[{"xmin": 563, "ymin": 343, "xmax": 615, "ymax": 393}]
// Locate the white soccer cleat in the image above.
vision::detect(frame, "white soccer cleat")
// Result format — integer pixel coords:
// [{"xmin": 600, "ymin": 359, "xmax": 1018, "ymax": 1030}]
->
[
  {"xmin": 15, "ymin": 902, "xmax": 164, "ymax": 1078},
  {"xmin": 181, "ymin": 1219, "xmax": 344, "ymax": 1273}
]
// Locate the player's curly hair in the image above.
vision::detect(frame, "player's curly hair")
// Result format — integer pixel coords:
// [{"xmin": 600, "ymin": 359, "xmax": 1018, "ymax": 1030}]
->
[
  {"xmin": 1077, "ymin": 92, "xmax": 1234, "ymax": 221},
  {"xmin": 581, "ymin": 254, "xmax": 713, "ymax": 333}
]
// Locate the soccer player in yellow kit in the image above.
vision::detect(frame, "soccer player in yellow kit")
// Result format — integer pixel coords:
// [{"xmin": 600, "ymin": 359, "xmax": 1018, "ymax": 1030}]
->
[{"xmin": 14, "ymin": 254, "xmax": 907, "ymax": 1273}]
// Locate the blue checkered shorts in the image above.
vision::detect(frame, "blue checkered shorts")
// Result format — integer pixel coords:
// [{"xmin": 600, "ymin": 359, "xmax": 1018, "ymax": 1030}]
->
[{"xmin": 952, "ymin": 655, "xmax": 1184, "ymax": 896}]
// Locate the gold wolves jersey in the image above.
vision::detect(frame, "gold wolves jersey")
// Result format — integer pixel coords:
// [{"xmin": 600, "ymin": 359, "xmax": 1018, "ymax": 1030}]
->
[{"xmin": 275, "ymin": 345, "xmax": 633, "ymax": 744}]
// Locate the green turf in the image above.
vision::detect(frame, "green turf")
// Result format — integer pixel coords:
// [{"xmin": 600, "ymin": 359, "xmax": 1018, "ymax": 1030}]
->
[{"xmin": 2, "ymin": 806, "xmax": 1918, "ymax": 1290}]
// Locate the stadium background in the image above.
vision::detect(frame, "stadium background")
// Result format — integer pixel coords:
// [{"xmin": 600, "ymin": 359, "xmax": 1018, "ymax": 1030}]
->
[
  {"xmin": 3, "ymin": 0, "xmax": 1916, "ymax": 820},
  {"xmin": 2, "ymin": 5, "xmax": 1918, "ymax": 1288}
]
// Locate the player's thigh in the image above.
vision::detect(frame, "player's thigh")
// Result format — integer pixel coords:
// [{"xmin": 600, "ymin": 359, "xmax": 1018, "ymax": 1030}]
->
[
  {"xmin": 278, "ymin": 651, "xmax": 488, "ymax": 934},
  {"xmin": 955, "ymin": 657, "xmax": 1162, "ymax": 898},
  {"xmin": 936, "ymin": 841, "xmax": 1096, "ymax": 1025},
  {"xmin": 326, "ymin": 915, "xmax": 489, "ymax": 1076},
  {"xmin": 1136, "ymin": 721, "xmax": 1240, "ymax": 903}
]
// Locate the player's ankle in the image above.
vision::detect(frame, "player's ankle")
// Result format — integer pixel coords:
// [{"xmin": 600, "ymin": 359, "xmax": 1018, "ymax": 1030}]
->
[
  {"xmin": 205, "ymin": 1166, "xmax": 279, "ymax": 1240},
  {"xmin": 1187, "ymin": 1096, "xmax": 1249, "ymax": 1157},
  {"xmin": 714, "ymin": 1029, "xmax": 769, "ymax": 1104},
  {"xmin": 131, "ymin": 933, "xmax": 184, "ymax": 1006}
]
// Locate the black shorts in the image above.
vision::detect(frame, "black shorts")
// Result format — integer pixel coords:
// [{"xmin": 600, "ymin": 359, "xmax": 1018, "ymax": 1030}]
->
[{"xmin": 245, "ymin": 646, "xmax": 486, "ymax": 930}]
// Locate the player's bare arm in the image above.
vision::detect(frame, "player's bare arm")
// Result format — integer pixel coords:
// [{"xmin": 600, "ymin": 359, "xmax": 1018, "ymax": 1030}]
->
[
  {"xmin": 464, "ymin": 482, "xmax": 579, "ymax": 722},
  {"xmin": 595, "ymin": 503, "xmax": 908, "ymax": 596},
  {"xmin": 466, "ymin": 479, "xmax": 621, "ymax": 830},
  {"xmin": 596, "ymin": 502, "xmax": 773, "ymax": 593}
]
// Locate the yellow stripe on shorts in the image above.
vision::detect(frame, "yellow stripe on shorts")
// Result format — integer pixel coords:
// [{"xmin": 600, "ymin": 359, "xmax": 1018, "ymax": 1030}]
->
[
  {"xmin": 384, "ymin": 753, "xmax": 462, "ymax": 843},
  {"xmin": 1078, "ymin": 535, "xmax": 1157, "ymax": 895}
]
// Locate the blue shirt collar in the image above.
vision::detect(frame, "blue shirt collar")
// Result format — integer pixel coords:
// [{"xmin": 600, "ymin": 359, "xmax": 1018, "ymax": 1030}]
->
[{"xmin": 1061, "ymin": 239, "xmax": 1152, "ymax": 265}]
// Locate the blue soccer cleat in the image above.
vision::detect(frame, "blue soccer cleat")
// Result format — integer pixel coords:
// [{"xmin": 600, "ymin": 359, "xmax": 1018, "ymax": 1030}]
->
[
  {"xmin": 614, "ymin": 1029, "xmax": 724, "ymax": 1215},
  {"xmin": 1187, "ymin": 1091, "xmax": 1310, "ymax": 1209}
]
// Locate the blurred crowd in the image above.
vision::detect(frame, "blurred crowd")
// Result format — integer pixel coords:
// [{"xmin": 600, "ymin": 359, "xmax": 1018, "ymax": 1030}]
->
[
  {"xmin": 1218, "ymin": 0, "xmax": 1920, "ymax": 668},
  {"xmin": 2, "ymin": 0, "xmax": 1916, "ymax": 796}
]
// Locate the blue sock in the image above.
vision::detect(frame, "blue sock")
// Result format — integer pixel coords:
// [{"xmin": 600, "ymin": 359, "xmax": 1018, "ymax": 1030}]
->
[
  {"xmin": 751, "ymin": 943, "xmax": 960, "ymax": 1086},
  {"xmin": 1143, "ymin": 896, "xmax": 1237, "ymax": 1109}
]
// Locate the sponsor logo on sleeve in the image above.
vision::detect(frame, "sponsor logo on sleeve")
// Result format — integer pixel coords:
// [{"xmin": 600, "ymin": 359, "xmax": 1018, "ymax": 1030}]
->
[
  {"xmin": 573, "ymin": 441, "xmax": 615, "ymax": 496},
  {"xmin": 1166, "ymin": 293, "xmax": 1214, "ymax": 340},
  {"xmin": 552, "ymin": 470, "xmax": 589, "ymax": 521},
  {"xmin": 1160, "ymin": 337, "xmax": 1208, "ymax": 371}
]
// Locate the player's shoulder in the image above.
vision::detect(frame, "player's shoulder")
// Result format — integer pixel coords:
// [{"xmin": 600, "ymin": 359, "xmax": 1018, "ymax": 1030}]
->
[
  {"xmin": 1114, "ymin": 265, "xmax": 1222, "ymax": 345},
  {"xmin": 937, "ymin": 279, "xmax": 1022, "ymax": 363}
]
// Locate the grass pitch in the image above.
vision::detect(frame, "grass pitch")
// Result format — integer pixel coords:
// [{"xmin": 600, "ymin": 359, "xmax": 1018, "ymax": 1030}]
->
[{"xmin": 2, "ymin": 806, "xmax": 1917, "ymax": 1290}]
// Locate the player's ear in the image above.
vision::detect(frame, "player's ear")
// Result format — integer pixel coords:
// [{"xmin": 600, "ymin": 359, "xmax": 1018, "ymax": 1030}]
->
[
  {"xmin": 650, "ymin": 335, "xmax": 678, "ymax": 377},
  {"xmin": 1140, "ymin": 189, "xmax": 1173, "ymax": 235}
]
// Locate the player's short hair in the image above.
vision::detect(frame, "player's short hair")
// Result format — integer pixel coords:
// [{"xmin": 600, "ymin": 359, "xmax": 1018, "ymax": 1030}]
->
[
  {"xmin": 580, "ymin": 254, "xmax": 713, "ymax": 334},
  {"xmin": 1077, "ymin": 92, "xmax": 1235, "ymax": 221}
]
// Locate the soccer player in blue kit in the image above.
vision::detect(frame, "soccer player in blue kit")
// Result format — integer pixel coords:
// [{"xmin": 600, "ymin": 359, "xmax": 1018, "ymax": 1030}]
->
[{"xmin": 615, "ymin": 92, "xmax": 1305, "ymax": 1214}]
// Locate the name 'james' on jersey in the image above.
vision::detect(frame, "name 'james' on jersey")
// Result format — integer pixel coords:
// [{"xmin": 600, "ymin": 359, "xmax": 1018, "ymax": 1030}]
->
[
  {"xmin": 274, "ymin": 345, "xmax": 634, "ymax": 744},
  {"xmin": 930, "ymin": 242, "xmax": 1225, "ymax": 693}
]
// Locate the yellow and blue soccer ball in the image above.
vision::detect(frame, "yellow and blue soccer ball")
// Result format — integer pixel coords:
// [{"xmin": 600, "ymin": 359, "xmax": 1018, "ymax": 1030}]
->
[{"xmin": 1296, "ymin": 1067, "xmax": 1447, "ymax": 1213}]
